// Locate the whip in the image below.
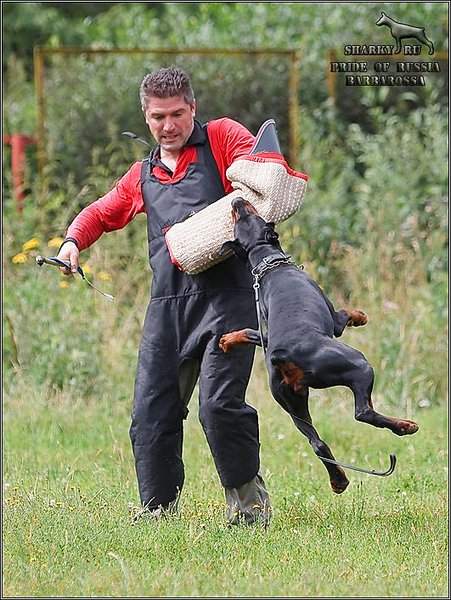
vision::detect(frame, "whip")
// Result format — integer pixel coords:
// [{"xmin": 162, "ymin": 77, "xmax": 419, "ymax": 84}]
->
[
  {"xmin": 318, "ymin": 453, "xmax": 397, "ymax": 477},
  {"xmin": 35, "ymin": 256, "xmax": 114, "ymax": 302},
  {"xmin": 290, "ymin": 413, "xmax": 397, "ymax": 477}
]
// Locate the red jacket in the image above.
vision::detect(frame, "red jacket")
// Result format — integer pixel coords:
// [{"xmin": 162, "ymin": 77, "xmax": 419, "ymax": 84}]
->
[{"xmin": 67, "ymin": 118, "xmax": 255, "ymax": 250}]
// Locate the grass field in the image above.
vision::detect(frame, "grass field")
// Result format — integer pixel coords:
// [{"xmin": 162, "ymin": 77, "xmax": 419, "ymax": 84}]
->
[{"xmin": 3, "ymin": 358, "xmax": 448, "ymax": 598}]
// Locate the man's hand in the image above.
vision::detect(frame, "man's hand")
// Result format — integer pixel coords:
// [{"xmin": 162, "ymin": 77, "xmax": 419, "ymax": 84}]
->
[{"xmin": 56, "ymin": 241, "xmax": 80, "ymax": 275}]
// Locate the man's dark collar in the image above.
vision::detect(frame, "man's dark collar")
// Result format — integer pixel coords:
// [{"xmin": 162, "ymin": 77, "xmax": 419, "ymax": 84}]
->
[
  {"xmin": 187, "ymin": 119, "xmax": 206, "ymax": 146},
  {"xmin": 150, "ymin": 119, "xmax": 205, "ymax": 164}
]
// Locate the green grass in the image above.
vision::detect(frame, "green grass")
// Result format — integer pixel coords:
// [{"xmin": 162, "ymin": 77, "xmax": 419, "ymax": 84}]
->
[
  {"xmin": 3, "ymin": 221, "xmax": 448, "ymax": 597},
  {"xmin": 3, "ymin": 368, "xmax": 448, "ymax": 598}
]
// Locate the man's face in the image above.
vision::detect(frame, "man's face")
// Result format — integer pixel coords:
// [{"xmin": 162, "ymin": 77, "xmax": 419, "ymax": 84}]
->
[{"xmin": 144, "ymin": 95, "xmax": 195, "ymax": 153}]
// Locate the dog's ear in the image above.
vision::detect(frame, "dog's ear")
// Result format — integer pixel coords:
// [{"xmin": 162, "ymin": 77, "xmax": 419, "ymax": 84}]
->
[
  {"xmin": 219, "ymin": 240, "xmax": 247, "ymax": 260},
  {"xmin": 264, "ymin": 223, "xmax": 279, "ymax": 244}
]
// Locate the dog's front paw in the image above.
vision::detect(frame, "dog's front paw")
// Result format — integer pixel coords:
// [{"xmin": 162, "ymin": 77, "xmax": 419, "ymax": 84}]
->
[
  {"xmin": 219, "ymin": 330, "xmax": 251, "ymax": 352},
  {"xmin": 219, "ymin": 333, "xmax": 235, "ymax": 353},
  {"xmin": 348, "ymin": 309, "xmax": 368, "ymax": 327}
]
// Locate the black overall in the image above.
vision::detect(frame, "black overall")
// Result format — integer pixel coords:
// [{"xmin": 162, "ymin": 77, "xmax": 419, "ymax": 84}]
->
[{"xmin": 129, "ymin": 121, "xmax": 259, "ymax": 509}]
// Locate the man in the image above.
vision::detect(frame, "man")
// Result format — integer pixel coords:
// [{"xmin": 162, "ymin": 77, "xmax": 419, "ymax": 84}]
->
[{"xmin": 57, "ymin": 66, "xmax": 271, "ymax": 525}]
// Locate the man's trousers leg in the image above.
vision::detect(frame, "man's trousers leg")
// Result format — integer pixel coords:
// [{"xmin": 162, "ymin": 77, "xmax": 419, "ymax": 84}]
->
[
  {"xmin": 130, "ymin": 309, "xmax": 199, "ymax": 510},
  {"xmin": 198, "ymin": 334, "xmax": 271, "ymax": 524}
]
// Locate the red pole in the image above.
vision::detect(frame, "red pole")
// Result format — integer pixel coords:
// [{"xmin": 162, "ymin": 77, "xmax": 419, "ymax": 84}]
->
[{"xmin": 3, "ymin": 134, "xmax": 36, "ymax": 212}]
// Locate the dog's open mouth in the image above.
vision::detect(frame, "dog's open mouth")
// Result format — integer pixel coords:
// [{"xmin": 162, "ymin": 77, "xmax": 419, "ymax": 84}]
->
[
  {"xmin": 231, "ymin": 198, "xmax": 259, "ymax": 224},
  {"xmin": 231, "ymin": 204, "xmax": 240, "ymax": 224}
]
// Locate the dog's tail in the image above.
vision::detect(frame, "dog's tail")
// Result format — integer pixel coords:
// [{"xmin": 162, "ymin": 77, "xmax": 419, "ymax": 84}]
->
[{"xmin": 424, "ymin": 34, "xmax": 434, "ymax": 55}]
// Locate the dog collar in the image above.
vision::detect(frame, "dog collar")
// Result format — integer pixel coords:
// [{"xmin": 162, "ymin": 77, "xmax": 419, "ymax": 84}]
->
[{"xmin": 251, "ymin": 253, "xmax": 299, "ymax": 283}]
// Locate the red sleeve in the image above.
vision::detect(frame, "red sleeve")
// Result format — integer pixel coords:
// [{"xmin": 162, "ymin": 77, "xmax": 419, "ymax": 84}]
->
[
  {"xmin": 206, "ymin": 118, "xmax": 255, "ymax": 193},
  {"xmin": 66, "ymin": 161, "xmax": 145, "ymax": 250}
]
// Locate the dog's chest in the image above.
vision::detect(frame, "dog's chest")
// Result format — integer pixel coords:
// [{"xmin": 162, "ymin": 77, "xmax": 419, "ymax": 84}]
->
[{"xmin": 263, "ymin": 270, "xmax": 335, "ymax": 338}]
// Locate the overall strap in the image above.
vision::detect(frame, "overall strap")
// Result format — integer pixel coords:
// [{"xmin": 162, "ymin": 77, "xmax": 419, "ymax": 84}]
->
[{"xmin": 198, "ymin": 123, "xmax": 224, "ymax": 189}]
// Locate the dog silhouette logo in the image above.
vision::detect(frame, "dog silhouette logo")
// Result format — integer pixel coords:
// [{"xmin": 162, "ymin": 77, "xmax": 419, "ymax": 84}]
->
[{"xmin": 376, "ymin": 12, "xmax": 434, "ymax": 55}]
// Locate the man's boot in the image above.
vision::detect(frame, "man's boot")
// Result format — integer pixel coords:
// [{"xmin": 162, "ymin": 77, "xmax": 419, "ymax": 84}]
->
[
  {"xmin": 130, "ymin": 493, "xmax": 180, "ymax": 524},
  {"xmin": 225, "ymin": 473, "xmax": 272, "ymax": 526}
]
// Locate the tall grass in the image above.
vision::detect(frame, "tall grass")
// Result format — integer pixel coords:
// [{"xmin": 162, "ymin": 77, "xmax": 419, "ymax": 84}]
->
[{"xmin": 3, "ymin": 200, "xmax": 447, "ymax": 412}]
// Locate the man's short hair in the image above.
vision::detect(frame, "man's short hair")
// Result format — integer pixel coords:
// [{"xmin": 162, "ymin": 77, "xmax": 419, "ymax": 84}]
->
[{"xmin": 140, "ymin": 66, "xmax": 195, "ymax": 111}]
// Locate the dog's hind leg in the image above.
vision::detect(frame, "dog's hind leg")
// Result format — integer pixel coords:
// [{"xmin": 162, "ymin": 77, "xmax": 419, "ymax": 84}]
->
[
  {"xmin": 348, "ymin": 361, "xmax": 419, "ymax": 436},
  {"xmin": 307, "ymin": 340, "xmax": 419, "ymax": 436},
  {"xmin": 270, "ymin": 373, "xmax": 349, "ymax": 494},
  {"xmin": 417, "ymin": 30, "xmax": 434, "ymax": 54}
]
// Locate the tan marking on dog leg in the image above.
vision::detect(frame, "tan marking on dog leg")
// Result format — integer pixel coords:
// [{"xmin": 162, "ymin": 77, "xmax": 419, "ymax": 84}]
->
[
  {"xmin": 330, "ymin": 467, "xmax": 350, "ymax": 494},
  {"xmin": 392, "ymin": 418, "xmax": 419, "ymax": 436},
  {"xmin": 347, "ymin": 309, "xmax": 368, "ymax": 327},
  {"xmin": 219, "ymin": 330, "xmax": 251, "ymax": 353},
  {"xmin": 278, "ymin": 362, "xmax": 305, "ymax": 393}
]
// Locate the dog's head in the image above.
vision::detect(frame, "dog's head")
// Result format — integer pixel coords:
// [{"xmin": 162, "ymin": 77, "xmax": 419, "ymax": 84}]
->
[
  {"xmin": 220, "ymin": 197, "xmax": 280, "ymax": 260},
  {"xmin": 376, "ymin": 12, "xmax": 387, "ymax": 26}
]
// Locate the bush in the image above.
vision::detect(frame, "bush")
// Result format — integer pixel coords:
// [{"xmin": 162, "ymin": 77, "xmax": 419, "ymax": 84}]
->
[
  {"xmin": 2, "ymin": 2, "xmax": 448, "ymax": 409},
  {"xmin": 280, "ymin": 102, "xmax": 448, "ymax": 287}
]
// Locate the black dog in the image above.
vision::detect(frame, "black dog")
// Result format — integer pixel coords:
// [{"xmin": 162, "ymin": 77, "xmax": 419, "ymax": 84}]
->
[{"xmin": 219, "ymin": 198, "xmax": 419, "ymax": 494}]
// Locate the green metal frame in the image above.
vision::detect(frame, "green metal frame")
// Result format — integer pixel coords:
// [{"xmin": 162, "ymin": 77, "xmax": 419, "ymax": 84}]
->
[{"xmin": 34, "ymin": 46, "xmax": 302, "ymax": 175}]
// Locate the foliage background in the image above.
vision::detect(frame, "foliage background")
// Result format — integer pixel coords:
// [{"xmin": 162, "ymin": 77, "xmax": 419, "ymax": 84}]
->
[
  {"xmin": 2, "ymin": 2, "xmax": 449, "ymax": 597},
  {"xmin": 3, "ymin": 0, "xmax": 448, "ymax": 402}
]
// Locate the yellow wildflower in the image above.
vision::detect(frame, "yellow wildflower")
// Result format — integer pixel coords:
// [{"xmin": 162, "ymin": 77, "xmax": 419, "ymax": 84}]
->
[
  {"xmin": 81, "ymin": 263, "xmax": 92, "ymax": 274},
  {"xmin": 12, "ymin": 252, "xmax": 28, "ymax": 264},
  {"xmin": 98, "ymin": 271, "xmax": 112, "ymax": 282},
  {"xmin": 59, "ymin": 281, "xmax": 70, "ymax": 289},
  {"xmin": 47, "ymin": 237, "xmax": 64, "ymax": 248},
  {"xmin": 22, "ymin": 238, "xmax": 40, "ymax": 252}
]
